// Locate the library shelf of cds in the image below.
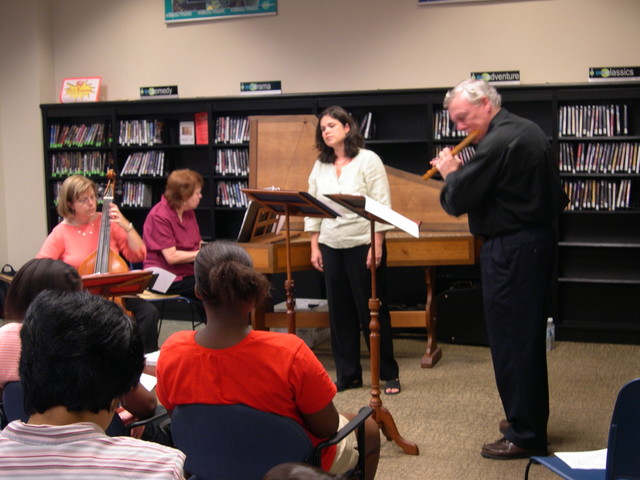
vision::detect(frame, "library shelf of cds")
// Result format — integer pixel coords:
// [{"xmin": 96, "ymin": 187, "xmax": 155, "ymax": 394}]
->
[{"xmin": 40, "ymin": 82, "xmax": 640, "ymax": 343}]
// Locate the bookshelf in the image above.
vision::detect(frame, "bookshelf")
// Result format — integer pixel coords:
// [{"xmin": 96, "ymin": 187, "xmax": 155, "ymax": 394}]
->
[
  {"xmin": 40, "ymin": 82, "xmax": 640, "ymax": 343},
  {"xmin": 554, "ymin": 86, "xmax": 640, "ymax": 343}
]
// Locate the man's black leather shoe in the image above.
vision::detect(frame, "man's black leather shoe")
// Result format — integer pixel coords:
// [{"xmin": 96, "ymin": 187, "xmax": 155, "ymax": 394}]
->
[{"xmin": 481, "ymin": 437, "xmax": 548, "ymax": 460}]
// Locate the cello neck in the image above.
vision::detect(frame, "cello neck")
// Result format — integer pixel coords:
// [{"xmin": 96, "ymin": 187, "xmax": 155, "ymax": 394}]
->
[
  {"xmin": 94, "ymin": 171, "xmax": 116, "ymax": 274},
  {"xmin": 95, "ymin": 196, "xmax": 112, "ymax": 274}
]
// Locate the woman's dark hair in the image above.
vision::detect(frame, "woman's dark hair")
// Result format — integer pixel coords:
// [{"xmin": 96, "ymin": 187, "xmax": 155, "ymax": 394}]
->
[
  {"xmin": 163, "ymin": 168, "xmax": 204, "ymax": 209},
  {"xmin": 194, "ymin": 241, "xmax": 271, "ymax": 314},
  {"xmin": 19, "ymin": 290, "xmax": 144, "ymax": 415},
  {"xmin": 315, "ymin": 105, "xmax": 364, "ymax": 164},
  {"xmin": 3, "ymin": 258, "xmax": 82, "ymax": 321}
]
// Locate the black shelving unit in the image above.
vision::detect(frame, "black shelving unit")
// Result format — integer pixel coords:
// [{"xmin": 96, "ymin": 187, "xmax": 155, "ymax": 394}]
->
[{"xmin": 40, "ymin": 83, "xmax": 640, "ymax": 343}]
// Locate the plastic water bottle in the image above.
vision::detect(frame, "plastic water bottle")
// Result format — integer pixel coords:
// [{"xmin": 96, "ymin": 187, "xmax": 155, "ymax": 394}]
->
[{"xmin": 546, "ymin": 317, "xmax": 556, "ymax": 352}]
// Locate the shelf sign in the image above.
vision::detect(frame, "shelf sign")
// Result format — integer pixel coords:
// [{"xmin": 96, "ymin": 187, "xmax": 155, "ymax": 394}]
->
[
  {"xmin": 589, "ymin": 66, "xmax": 640, "ymax": 82},
  {"xmin": 140, "ymin": 85, "xmax": 178, "ymax": 99},
  {"xmin": 240, "ymin": 81, "xmax": 282, "ymax": 95},
  {"xmin": 470, "ymin": 71, "xmax": 520, "ymax": 85}
]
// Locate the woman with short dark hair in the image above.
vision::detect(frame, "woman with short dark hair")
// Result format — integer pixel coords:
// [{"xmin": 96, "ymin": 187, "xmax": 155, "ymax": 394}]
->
[{"xmin": 143, "ymin": 169, "xmax": 204, "ymax": 313}]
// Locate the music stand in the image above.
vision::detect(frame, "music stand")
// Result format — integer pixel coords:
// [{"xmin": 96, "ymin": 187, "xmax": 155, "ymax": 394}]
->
[
  {"xmin": 82, "ymin": 270, "xmax": 154, "ymax": 299},
  {"xmin": 241, "ymin": 188, "xmax": 340, "ymax": 334},
  {"xmin": 325, "ymin": 193, "xmax": 420, "ymax": 456}
]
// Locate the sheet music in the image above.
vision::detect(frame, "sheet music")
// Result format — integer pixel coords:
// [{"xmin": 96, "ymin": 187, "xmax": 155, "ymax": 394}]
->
[
  {"xmin": 363, "ymin": 195, "xmax": 420, "ymax": 238},
  {"xmin": 144, "ymin": 267, "xmax": 176, "ymax": 293},
  {"xmin": 554, "ymin": 448, "xmax": 607, "ymax": 470},
  {"xmin": 139, "ymin": 372, "xmax": 157, "ymax": 392}
]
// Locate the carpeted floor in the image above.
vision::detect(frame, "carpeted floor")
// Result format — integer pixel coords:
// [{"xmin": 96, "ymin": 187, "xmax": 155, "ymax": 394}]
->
[{"xmin": 159, "ymin": 321, "xmax": 640, "ymax": 480}]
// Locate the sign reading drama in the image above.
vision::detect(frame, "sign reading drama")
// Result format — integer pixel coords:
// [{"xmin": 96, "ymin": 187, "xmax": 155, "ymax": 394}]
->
[
  {"xmin": 140, "ymin": 86, "xmax": 178, "ymax": 99},
  {"xmin": 470, "ymin": 71, "xmax": 520, "ymax": 85},
  {"xmin": 240, "ymin": 81, "xmax": 282, "ymax": 95},
  {"xmin": 589, "ymin": 66, "xmax": 640, "ymax": 82}
]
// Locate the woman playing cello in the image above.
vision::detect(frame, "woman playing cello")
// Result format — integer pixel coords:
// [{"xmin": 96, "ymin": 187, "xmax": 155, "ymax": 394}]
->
[{"xmin": 36, "ymin": 174, "xmax": 159, "ymax": 353}]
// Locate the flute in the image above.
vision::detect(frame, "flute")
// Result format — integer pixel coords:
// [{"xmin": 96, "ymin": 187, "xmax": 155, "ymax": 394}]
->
[{"xmin": 422, "ymin": 130, "xmax": 480, "ymax": 180}]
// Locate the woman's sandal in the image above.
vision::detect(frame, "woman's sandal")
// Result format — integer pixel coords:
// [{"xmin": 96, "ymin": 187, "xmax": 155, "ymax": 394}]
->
[
  {"xmin": 384, "ymin": 378, "xmax": 401, "ymax": 395},
  {"xmin": 335, "ymin": 377, "xmax": 363, "ymax": 392}
]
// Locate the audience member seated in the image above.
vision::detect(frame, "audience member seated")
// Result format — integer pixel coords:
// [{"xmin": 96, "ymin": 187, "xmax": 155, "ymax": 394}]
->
[
  {"xmin": 0, "ymin": 290, "xmax": 185, "ymax": 479},
  {"xmin": 156, "ymin": 241, "xmax": 380, "ymax": 480},
  {"xmin": 0, "ymin": 258, "xmax": 157, "ymax": 436}
]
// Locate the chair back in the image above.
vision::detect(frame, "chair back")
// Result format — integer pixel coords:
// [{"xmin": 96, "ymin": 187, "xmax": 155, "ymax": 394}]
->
[
  {"xmin": 606, "ymin": 377, "xmax": 640, "ymax": 480},
  {"xmin": 2, "ymin": 380, "xmax": 124, "ymax": 436},
  {"xmin": 2, "ymin": 381, "xmax": 28, "ymax": 423},
  {"xmin": 172, "ymin": 403, "xmax": 314, "ymax": 480}
]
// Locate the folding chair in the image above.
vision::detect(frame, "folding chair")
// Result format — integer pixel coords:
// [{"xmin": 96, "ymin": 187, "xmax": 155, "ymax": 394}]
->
[{"xmin": 524, "ymin": 377, "xmax": 640, "ymax": 480}]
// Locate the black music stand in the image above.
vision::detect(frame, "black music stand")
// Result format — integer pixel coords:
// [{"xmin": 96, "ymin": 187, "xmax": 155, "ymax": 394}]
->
[
  {"xmin": 241, "ymin": 188, "xmax": 340, "ymax": 334},
  {"xmin": 325, "ymin": 193, "xmax": 420, "ymax": 456}
]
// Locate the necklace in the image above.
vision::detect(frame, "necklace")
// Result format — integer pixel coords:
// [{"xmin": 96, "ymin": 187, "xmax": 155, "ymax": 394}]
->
[{"xmin": 67, "ymin": 217, "xmax": 96, "ymax": 236}]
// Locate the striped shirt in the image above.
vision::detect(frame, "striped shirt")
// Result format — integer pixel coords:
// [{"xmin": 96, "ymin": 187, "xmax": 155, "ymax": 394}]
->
[
  {"xmin": 0, "ymin": 322, "xmax": 21, "ymax": 391},
  {"xmin": 0, "ymin": 421, "xmax": 186, "ymax": 479}
]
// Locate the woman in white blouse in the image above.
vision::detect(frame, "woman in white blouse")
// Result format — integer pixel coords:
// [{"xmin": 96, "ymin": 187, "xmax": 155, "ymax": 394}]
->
[{"xmin": 304, "ymin": 106, "xmax": 400, "ymax": 395}]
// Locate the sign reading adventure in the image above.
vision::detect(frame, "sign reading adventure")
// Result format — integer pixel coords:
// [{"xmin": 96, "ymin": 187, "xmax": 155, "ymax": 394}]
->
[{"xmin": 470, "ymin": 71, "xmax": 520, "ymax": 85}]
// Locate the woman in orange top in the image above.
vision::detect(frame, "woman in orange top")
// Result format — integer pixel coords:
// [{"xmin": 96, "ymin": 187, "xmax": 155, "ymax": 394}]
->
[{"xmin": 156, "ymin": 241, "xmax": 381, "ymax": 479}]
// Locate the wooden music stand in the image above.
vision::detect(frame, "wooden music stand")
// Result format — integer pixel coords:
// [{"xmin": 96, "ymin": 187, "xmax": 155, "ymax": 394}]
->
[
  {"xmin": 241, "ymin": 188, "xmax": 339, "ymax": 334},
  {"xmin": 325, "ymin": 193, "xmax": 420, "ymax": 456},
  {"xmin": 82, "ymin": 270, "xmax": 154, "ymax": 299}
]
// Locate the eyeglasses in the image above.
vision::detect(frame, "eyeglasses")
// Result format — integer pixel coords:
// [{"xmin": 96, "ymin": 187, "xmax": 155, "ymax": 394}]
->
[{"xmin": 75, "ymin": 194, "xmax": 96, "ymax": 205}]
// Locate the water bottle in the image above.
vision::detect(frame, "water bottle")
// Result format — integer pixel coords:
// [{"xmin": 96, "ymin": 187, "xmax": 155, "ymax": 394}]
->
[{"xmin": 546, "ymin": 317, "xmax": 555, "ymax": 352}]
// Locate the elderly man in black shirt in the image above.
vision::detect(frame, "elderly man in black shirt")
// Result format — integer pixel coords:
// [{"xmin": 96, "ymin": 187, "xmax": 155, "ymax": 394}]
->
[{"xmin": 431, "ymin": 78, "xmax": 569, "ymax": 459}]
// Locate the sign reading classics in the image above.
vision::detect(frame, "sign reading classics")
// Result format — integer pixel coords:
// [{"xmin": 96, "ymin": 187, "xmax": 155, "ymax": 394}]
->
[
  {"xmin": 471, "ymin": 71, "xmax": 520, "ymax": 85},
  {"xmin": 589, "ymin": 66, "xmax": 640, "ymax": 82},
  {"xmin": 60, "ymin": 77, "xmax": 101, "ymax": 103},
  {"xmin": 165, "ymin": 0, "xmax": 276, "ymax": 23},
  {"xmin": 140, "ymin": 86, "xmax": 179, "ymax": 99},
  {"xmin": 240, "ymin": 81, "xmax": 282, "ymax": 95}
]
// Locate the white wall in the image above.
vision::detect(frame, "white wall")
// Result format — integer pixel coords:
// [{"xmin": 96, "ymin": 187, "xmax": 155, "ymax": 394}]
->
[
  {"xmin": 1, "ymin": 0, "xmax": 639, "ymax": 267},
  {"xmin": 0, "ymin": 0, "xmax": 53, "ymax": 268}
]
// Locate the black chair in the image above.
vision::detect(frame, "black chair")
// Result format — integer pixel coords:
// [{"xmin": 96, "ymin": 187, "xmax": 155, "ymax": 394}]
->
[
  {"xmin": 138, "ymin": 290, "xmax": 203, "ymax": 333},
  {"xmin": 171, "ymin": 403, "xmax": 373, "ymax": 480},
  {"xmin": 1, "ymin": 381, "xmax": 167, "ymax": 437},
  {"xmin": 524, "ymin": 377, "xmax": 640, "ymax": 480},
  {"xmin": 1, "ymin": 381, "xmax": 27, "ymax": 424}
]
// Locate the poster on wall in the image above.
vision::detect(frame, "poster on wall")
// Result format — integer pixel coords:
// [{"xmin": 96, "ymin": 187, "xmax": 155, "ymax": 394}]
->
[
  {"xmin": 60, "ymin": 77, "xmax": 101, "ymax": 103},
  {"xmin": 419, "ymin": 0, "xmax": 510, "ymax": 4},
  {"xmin": 165, "ymin": 0, "xmax": 276, "ymax": 23}
]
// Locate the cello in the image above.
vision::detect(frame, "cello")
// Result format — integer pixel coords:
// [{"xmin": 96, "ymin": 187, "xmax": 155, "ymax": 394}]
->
[
  {"xmin": 78, "ymin": 169, "xmax": 130, "ymax": 275},
  {"xmin": 78, "ymin": 170, "xmax": 135, "ymax": 312}
]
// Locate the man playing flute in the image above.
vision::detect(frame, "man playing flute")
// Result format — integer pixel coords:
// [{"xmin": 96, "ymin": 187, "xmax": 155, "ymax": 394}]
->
[{"xmin": 430, "ymin": 78, "xmax": 569, "ymax": 460}]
